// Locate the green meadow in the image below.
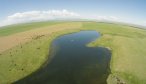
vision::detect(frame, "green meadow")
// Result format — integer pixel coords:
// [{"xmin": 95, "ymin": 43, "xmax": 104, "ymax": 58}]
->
[
  {"xmin": 0, "ymin": 21, "xmax": 62, "ymax": 36},
  {"xmin": 0, "ymin": 21, "xmax": 146, "ymax": 84}
]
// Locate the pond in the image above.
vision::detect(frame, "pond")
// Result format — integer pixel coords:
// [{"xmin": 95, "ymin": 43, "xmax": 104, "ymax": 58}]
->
[{"xmin": 14, "ymin": 31, "xmax": 111, "ymax": 84}]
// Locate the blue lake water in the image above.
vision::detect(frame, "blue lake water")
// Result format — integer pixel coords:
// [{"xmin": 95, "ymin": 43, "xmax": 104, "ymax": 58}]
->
[{"xmin": 14, "ymin": 31, "xmax": 111, "ymax": 84}]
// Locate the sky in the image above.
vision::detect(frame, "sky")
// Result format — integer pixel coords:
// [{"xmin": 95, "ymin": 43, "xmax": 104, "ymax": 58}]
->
[{"xmin": 0, "ymin": 0, "xmax": 146, "ymax": 26}]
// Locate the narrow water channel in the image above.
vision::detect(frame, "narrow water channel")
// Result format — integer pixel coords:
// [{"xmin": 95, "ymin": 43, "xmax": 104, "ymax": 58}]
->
[{"xmin": 14, "ymin": 31, "xmax": 111, "ymax": 84}]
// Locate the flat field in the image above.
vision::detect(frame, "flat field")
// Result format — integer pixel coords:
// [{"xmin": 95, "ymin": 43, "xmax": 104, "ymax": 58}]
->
[{"xmin": 0, "ymin": 21, "xmax": 146, "ymax": 84}]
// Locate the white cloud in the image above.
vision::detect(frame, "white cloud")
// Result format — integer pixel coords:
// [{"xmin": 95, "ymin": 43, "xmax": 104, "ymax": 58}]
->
[
  {"xmin": 143, "ymin": 21, "xmax": 146, "ymax": 24},
  {"xmin": 136, "ymin": 21, "xmax": 146, "ymax": 27},
  {"xmin": 0, "ymin": 9, "xmax": 80, "ymax": 26},
  {"xmin": 81, "ymin": 15, "xmax": 121, "ymax": 22},
  {"xmin": 1, "ymin": 9, "xmax": 145, "ymax": 27},
  {"xmin": 95, "ymin": 16, "xmax": 120, "ymax": 21}
]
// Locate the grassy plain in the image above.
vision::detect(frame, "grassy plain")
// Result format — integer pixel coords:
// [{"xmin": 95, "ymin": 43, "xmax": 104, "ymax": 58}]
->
[
  {"xmin": 0, "ymin": 21, "xmax": 61, "ymax": 36},
  {"xmin": 0, "ymin": 21, "xmax": 146, "ymax": 84},
  {"xmin": 86, "ymin": 22, "xmax": 146, "ymax": 84}
]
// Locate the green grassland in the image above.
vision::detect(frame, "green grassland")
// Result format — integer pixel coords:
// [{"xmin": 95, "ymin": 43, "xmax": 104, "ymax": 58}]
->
[
  {"xmin": 0, "ymin": 21, "xmax": 146, "ymax": 84},
  {"xmin": 0, "ymin": 21, "xmax": 62, "ymax": 36},
  {"xmin": 85, "ymin": 22, "xmax": 146, "ymax": 84}
]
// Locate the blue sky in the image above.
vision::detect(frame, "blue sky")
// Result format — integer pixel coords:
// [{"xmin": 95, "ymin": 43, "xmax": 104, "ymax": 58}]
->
[{"xmin": 0, "ymin": 0, "xmax": 146, "ymax": 26}]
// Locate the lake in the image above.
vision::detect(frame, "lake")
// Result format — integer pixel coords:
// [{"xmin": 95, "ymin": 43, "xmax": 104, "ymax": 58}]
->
[{"xmin": 14, "ymin": 31, "xmax": 111, "ymax": 84}]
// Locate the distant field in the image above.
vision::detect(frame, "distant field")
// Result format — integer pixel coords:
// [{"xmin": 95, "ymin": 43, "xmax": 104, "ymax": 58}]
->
[
  {"xmin": 0, "ymin": 21, "xmax": 146, "ymax": 84},
  {"xmin": 0, "ymin": 22, "xmax": 82, "ymax": 53},
  {"xmin": 0, "ymin": 21, "xmax": 62, "ymax": 36}
]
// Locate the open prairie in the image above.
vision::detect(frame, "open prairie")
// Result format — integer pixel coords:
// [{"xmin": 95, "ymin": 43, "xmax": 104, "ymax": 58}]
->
[{"xmin": 0, "ymin": 21, "xmax": 146, "ymax": 84}]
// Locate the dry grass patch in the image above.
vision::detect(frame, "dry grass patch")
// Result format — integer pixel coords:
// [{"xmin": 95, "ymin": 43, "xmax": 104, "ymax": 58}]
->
[{"xmin": 0, "ymin": 22, "xmax": 82, "ymax": 53}]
